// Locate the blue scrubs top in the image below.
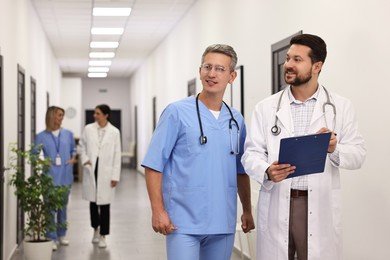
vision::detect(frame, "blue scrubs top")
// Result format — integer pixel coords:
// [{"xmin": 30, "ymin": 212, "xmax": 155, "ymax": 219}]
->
[
  {"xmin": 35, "ymin": 128, "xmax": 76, "ymax": 186},
  {"xmin": 142, "ymin": 96, "xmax": 246, "ymax": 235}
]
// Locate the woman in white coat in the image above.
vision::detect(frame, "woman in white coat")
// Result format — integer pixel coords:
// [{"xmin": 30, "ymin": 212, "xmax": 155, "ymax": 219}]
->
[
  {"xmin": 79, "ymin": 104, "xmax": 121, "ymax": 248},
  {"xmin": 242, "ymin": 34, "xmax": 366, "ymax": 260}
]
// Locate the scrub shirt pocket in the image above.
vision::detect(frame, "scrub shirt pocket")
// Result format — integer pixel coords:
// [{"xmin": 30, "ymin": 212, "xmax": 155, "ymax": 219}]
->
[
  {"xmin": 185, "ymin": 129, "xmax": 203, "ymax": 154},
  {"xmin": 226, "ymin": 187, "xmax": 238, "ymax": 228},
  {"xmin": 170, "ymin": 187, "xmax": 207, "ymax": 229}
]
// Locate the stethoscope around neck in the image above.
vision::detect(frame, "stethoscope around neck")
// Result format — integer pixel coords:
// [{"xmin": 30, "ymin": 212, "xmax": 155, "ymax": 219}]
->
[
  {"xmin": 271, "ymin": 86, "xmax": 336, "ymax": 136},
  {"xmin": 196, "ymin": 93, "xmax": 240, "ymax": 154}
]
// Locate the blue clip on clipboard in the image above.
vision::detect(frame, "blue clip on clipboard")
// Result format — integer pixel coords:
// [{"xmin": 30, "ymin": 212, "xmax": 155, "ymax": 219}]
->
[{"xmin": 278, "ymin": 132, "xmax": 332, "ymax": 178}]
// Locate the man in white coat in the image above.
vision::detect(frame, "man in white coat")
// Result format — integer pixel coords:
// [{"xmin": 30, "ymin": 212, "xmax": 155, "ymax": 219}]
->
[
  {"xmin": 241, "ymin": 34, "xmax": 366, "ymax": 260},
  {"xmin": 79, "ymin": 104, "xmax": 121, "ymax": 248}
]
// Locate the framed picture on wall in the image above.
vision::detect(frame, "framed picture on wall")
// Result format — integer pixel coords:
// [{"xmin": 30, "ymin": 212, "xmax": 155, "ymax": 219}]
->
[
  {"xmin": 187, "ymin": 78, "xmax": 196, "ymax": 96},
  {"xmin": 223, "ymin": 65, "xmax": 244, "ymax": 117},
  {"xmin": 152, "ymin": 96, "xmax": 156, "ymax": 130}
]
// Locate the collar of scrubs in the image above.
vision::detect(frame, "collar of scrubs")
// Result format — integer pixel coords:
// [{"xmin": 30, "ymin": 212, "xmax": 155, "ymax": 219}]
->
[{"xmin": 196, "ymin": 98, "xmax": 232, "ymax": 128}]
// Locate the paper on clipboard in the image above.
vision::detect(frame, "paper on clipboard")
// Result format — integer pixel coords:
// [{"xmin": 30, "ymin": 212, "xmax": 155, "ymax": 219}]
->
[{"xmin": 278, "ymin": 132, "xmax": 331, "ymax": 178}]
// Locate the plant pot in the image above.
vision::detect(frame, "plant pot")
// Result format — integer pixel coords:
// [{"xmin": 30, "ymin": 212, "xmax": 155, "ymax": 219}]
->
[{"xmin": 23, "ymin": 240, "xmax": 53, "ymax": 260}]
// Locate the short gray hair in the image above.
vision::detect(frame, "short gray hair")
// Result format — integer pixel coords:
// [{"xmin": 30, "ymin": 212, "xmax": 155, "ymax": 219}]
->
[{"xmin": 201, "ymin": 44, "xmax": 237, "ymax": 72}]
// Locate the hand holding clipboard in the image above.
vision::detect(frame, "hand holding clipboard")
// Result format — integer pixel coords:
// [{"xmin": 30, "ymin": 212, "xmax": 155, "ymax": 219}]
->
[{"xmin": 278, "ymin": 132, "xmax": 332, "ymax": 178}]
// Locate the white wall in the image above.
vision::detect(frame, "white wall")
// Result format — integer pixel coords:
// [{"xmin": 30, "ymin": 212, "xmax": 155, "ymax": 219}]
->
[
  {"xmin": 0, "ymin": 0, "xmax": 389, "ymax": 259},
  {"xmin": 61, "ymin": 78, "xmax": 82, "ymax": 138},
  {"xmin": 0, "ymin": 0, "xmax": 62, "ymax": 259},
  {"xmin": 130, "ymin": 0, "xmax": 390, "ymax": 259},
  {"xmin": 82, "ymin": 78, "xmax": 131, "ymax": 153}
]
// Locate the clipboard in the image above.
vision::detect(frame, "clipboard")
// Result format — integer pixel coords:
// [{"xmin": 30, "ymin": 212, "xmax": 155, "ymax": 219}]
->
[{"xmin": 278, "ymin": 132, "xmax": 331, "ymax": 178}]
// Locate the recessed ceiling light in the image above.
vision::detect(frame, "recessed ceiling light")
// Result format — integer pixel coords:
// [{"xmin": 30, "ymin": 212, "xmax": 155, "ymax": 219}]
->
[
  {"xmin": 89, "ymin": 60, "xmax": 112, "ymax": 66},
  {"xmin": 89, "ymin": 52, "xmax": 115, "ymax": 58},
  {"xmin": 90, "ymin": 42, "xmax": 119, "ymax": 48},
  {"xmin": 88, "ymin": 67, "xmax": 110, "ymax": 73},
  {"xmin": 93, "ymin": 7, "xmax": 131, "ymax": 16},
  {"xmin": 91, "ymin": 28, "xmax": 124, "ymax": 35},
  {"xmin": 88, "ymin": 73, "xmax": 107, "ymax": 78}
]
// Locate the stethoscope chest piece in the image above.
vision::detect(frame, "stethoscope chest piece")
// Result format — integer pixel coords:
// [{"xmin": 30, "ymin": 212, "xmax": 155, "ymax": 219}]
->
[
  {"xmin": 271, "ymin": 125, "xmax": 281, "ymax": 136},
  {"xmin": 200, "ymin": 135, "xmax": 207, "ymax": 145}
]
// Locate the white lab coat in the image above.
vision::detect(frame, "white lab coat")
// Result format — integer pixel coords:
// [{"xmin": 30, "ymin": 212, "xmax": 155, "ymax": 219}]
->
[
  {"xmin": 79, "ymin": 122, "xmax": 121, "ymax": 205},
  {"xmin": 242, "ymin": 86, "xmax": 366, "ymax": 260}
]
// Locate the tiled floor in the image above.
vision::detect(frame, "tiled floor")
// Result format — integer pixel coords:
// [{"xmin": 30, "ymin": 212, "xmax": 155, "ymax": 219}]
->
[{"xmin": 11, "ymin": 168, "xmax": 244, "ymax": 260}]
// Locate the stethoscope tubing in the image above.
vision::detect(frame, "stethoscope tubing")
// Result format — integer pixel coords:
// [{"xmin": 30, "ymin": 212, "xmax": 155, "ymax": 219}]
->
[
  {"xmin": 195, "ymin": 93, "xmax": 240, "ymax": 154},
  {"xmin": 271, "ymin": 86, "xmax": 336, "ymax": 136}
]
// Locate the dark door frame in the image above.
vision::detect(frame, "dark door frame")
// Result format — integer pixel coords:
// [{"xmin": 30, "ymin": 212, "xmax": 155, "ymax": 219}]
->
[
  {"xmin": 30, "ymin": 77, "xmax": 36, "ymax": 176},
  {"xmin": 0, "ymin": 55, "xmax": 4, "ymax": 260},
  {"xmin": 134, "ymin": 106, "xmax": 138, "ymax": 168},
  {"xmin": 30, "ymin": 77, "xmax": 36, "ymax": 145},
  {"xmin": 271, "ymin": 30, "xmax": 302, "ymax": 94},
  {"xmin": 17, "ymin": 64, "xmax": 25, "ymax": 245},
  {"xmin": 85, "ymin": 109, "xmax": 122, "ymax": 133}
]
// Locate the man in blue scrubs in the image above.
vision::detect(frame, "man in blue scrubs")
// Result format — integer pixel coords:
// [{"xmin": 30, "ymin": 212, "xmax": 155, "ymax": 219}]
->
[{"xmin": 142, "ymin": 44, "xmax": 255, "ymax": 260}]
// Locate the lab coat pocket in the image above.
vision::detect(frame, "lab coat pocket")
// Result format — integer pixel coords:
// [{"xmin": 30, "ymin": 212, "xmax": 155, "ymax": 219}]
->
[
  {"xmin": 170, "ymin": 187, "xmax": 207, "ymax": 229},
  {"xmin": 82, "ymin": 164, "xmax": 95, "ymax": 201},
  {"xmin": 258, "ymin": 190, "xmax": 271, "ymax": 231},
  {"xmin": 83, "ymin": 164, "xmax": 93, "ymax": 175},
  {"xmin": 332, "ymin": 189, "xmax": 342, "ymax": 230}
]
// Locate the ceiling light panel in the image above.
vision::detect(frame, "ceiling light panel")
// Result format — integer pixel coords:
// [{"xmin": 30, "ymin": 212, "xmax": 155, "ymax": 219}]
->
[
  {"xmin": 91, "ymin": 28, "xmax": 124, "ymax": 35},
  {"xmin": 89, "ymin": 52, "xmax": 115, "ymax": 58},
  {"xmin": 88, "ymin": 73, "xmax": 107, "ymax": 78},
  {"xmin": 92, "ymin": 16, "xmax": 129, "ymax": 28},
  {"xmin": 90, "ymin": 41, "xmax": 119, "ymax": 48},
  {"xmin": 88, "ymin": 67, "xmax": 110, "ymax": 73},
  {"xmin": 89, "ymin": 60, "xmax": 112, "ymax": 66},
  {"xmin": 93, "ymin": 8, "xmax": 131, "ymax": 16}
]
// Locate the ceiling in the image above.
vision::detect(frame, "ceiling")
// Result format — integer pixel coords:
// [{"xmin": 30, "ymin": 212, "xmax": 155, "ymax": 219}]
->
[{"xmin": 31, "ymin": 0, "xmax": 197, "ymax": 78}]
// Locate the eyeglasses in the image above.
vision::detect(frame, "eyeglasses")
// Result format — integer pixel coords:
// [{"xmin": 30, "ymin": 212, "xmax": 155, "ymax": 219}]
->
[{"xmin": 200, "ymin": 64, "xmax": 227, "ymax": 74}]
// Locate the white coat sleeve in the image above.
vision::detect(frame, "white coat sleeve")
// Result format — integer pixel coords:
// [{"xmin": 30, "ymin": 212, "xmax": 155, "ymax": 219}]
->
[
  {"xmin": 78, "ymin": 127, "xmax": 90, "ymax": 165},
  {"xmin": 241, "ymin": 103, "xmax": 274, "ymax": 190},
  {"xmin": 336, "ymin": 98, "xmax": 366, "ymax": 169},
  {"xmin": 111, "ymin": 130, "xmax": 122, "ymax": 182}
]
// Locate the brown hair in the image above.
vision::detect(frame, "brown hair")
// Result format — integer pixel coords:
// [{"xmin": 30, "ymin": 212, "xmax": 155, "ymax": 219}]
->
[{"xmin": 45, "ymin": 106, "xmax": 64, "ymax": 131}]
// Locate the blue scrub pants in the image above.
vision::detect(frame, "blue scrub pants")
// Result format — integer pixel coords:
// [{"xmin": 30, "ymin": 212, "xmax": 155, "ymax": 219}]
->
[
  {"xmin": 47, "ymin": 187, "xmax": 70, "ymax": 241},
  {"xmin": 166, "ymin": 233, "xmax": 235, "ymax": 260}
]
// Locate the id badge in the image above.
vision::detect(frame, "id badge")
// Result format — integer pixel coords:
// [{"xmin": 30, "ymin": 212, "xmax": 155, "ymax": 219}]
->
[{"xmin": 56, "ymin": 155, "xmax": 62, "ymax": 165}]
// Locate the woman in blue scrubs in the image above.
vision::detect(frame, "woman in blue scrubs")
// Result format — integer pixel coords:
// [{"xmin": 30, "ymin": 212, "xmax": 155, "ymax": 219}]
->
[
  {"xmin": 142, "ymin": 44, "xmax": 255, "ymax": 260},
  {"xmin": 35, "ymin": 106, "xmax": 76, "ymax": 250}
]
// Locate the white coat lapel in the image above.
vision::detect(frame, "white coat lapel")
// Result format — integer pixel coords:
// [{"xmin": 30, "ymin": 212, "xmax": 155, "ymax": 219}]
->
[
  {"xmin": 100, "ymin": 122, "xmax": 111, "ymax": 146},
  {"xmin": 91, "ymin": 123, "xmax": 100, "ymax": 147},
  {"xmin": 309, "ymin": 87, "xmax": 335, "ymax": 131},
  {"xmin": 275, "ymin": 90, "xmax": 294, "ymax": 136}
]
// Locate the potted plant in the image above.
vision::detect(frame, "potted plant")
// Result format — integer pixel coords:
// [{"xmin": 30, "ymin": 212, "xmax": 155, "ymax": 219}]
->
[{"xmin": 8, "ymin": 145, "xmax": 69, "ymax": 260}]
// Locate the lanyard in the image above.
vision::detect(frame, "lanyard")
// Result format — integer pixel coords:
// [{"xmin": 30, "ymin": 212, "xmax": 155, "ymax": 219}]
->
[{"xmin": 50, "ymin": 130, "xmax": 61, "ymax": 154}]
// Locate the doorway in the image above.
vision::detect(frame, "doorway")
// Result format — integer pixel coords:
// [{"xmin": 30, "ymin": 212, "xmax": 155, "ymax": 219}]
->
[
  {"xmin": 17, "ymin": 64, "xmax": 26, "ymax": 245},
  {"xmin": 271, "ymin": 31, "xmax": 302, "ymax": 94},
  {"xmin": 0, "ymin": 55, "xmax": 4, "ymax": 260},
  {"xmin": 134, "ymin": 106, "xmax": 138, "ymax": 168},
  {"xmin": 30, "ymin": 77, "xmax": 36, "ymax": 144},
  {"xmin": 85, "ymin": 109, "xmax": 121, "ymax": 133}
]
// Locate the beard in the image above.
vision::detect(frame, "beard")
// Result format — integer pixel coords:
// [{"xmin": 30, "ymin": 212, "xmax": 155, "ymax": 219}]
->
[{"xmin": 284, "ymin": 68, "xmax": 312, "ymax": 86}]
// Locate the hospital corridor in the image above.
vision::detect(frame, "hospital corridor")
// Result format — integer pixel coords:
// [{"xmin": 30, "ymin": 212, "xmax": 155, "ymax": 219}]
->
[{"xmin": 9, "ymin": 167, "xmax": 246, "ymax": 260}]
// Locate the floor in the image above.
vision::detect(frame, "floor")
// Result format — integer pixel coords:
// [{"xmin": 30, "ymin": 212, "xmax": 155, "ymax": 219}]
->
[{"xmin": 11, "ymin": 167, "xmax": 244, "ymax": 260}]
